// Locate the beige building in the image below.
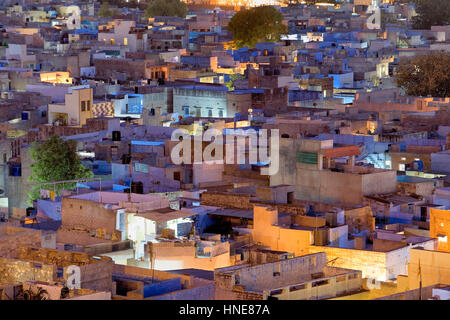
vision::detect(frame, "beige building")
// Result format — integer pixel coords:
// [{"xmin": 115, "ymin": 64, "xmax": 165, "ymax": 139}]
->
[
  {"xmin": 214, "ymin": 252, "xmax": 363, "ymax": 300},
  {"xmin": 48, "ymin": 87, "xmax": 93, "ymax": 127},
  {"xmin": 398, "ymin": 248, "xmax": 450, "ymax": 291},
  {"xmin": 252, "ymin": 205, "xmax": 313, "ymax": 257},
  {"xmin": 272, "ymin": 138, "xmax": 397, "ymax": 205}
]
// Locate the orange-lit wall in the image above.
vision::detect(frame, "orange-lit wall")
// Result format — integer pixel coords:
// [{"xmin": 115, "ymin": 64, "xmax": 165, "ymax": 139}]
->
[{"xmin": 430, "ymin": 208, "xmax": 450, "ymax": 252}]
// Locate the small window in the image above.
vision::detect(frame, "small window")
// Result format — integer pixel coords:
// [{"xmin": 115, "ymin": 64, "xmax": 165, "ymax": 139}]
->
[
  {"xmin": 87, "ymin": 101, "xmax": 91, "ymax": 111},
  {"xmin": 336, "ymin": 275, "xmax": 346, "ymax": 282},
  {"xmin": 270, "ymin": 289, "xmax": 283, "ymax": 295},
  {"xmin": 57, "ymin": 267, "xmax": 64, "ymax": 278},
  {"xmin": 311, "ymin": 256, "xmax": 317, "ymax": 267},
  {"xmin": 312, "ymin": 280, "xmax": 329, "ymax": 287},
  {"xmin": 81, "ymin": 101, "xmax": 86, "ymax": 111},
  {"xmin": 290, "ymin": 284, "xmax": 306, "ymax": 292}
]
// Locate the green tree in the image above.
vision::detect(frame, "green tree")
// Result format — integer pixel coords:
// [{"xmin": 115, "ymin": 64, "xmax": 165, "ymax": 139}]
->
[
  {"xmin": 412, "ymin": 0, "xmax": 450, "ymax": 29},
  {"xmin": 395, "ymin": 51, "xmax": 450, "ymax": 98},
  {"xmin": 145, "ymin": 0, "xmax": 187, "ymax": 18},
  {"xmin": 225, "ymin": 73, "xmax": 245, "ymax": 91},
  {"xmin": 99, "ymin": 2, "xmax": 114, "ymax": 18},
  {"xmin": 227, "ymin": 6, "xmax": 287, "ymax": 49},
  {"xmin": 28, "ymin": 135, "xmax": 93, "ymax": 204}
]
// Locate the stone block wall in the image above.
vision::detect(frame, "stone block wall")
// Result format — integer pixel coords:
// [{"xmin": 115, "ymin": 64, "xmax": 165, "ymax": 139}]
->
[{"xmin": 0, "ymin": 226, "xmax": 42, "ymax": 258}]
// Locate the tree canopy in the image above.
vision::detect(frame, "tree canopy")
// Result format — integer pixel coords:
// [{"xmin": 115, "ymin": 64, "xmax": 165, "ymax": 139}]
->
[
  {"xmin": 225, "ymin": 73, "xmax": 245, "ymax": 91},
  {"xmin": 395, "ymin": 51, "xmax": 450, "ymax": 98},
  {"xmin": 227, "ymin": 6, "xmax": 287, "ymax": 49},
  {"xmin": 28, "ymin": 135, "xmax": 93, "ymax": 204},
  {"xmin": 99, "ymin": 2, "xmax": 117, "ymax": 18},
  {"xmin": 145, "ymin": 0, "xmax": 188, "ymax": 18},
  {"xmin": 412, "ymin": 0, "xmax": 450, "ymax": 29}
]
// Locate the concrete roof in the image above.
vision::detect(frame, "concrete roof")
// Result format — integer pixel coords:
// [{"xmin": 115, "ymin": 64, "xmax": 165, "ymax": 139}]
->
[
  {"xmin": 135, "ymin": 208, "xmax": 196, "ymax": 223},
  {"xmin": 207, "ymin": 208, "xmax": 253, "ymax": 220}
]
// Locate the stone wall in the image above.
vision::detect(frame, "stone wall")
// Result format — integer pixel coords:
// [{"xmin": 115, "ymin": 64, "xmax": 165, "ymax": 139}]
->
[
  {"xmin": 201, "ymin": 192, "xmax": 307, "ymax": 215},
  {"xmin": 0, "ymin": 226, "xmax": 42, "ymax": 258},
  {"xmin": 10, "ymin": 246, "xmax": 113, "ymax": 292},
  {"xmin": 61, "ymin": 198, "xmax": 118, "ymax": 239},
  {"xmin": 0, "ymin": 258, "xmax": 56, "ymax": 284}
]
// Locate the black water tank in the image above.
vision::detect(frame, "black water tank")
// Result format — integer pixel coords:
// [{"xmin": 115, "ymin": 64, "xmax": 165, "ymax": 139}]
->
[
  {"xmin": 122, "ymin": 154, "xmax": 131, "ymax": 164},
  {"xmin": 26, "ymin": 207, "xmax": 36, "ymax": 217},
  {"xmin": 112, "ymin": 130, "xmax": 121, "ymax": 141},
  {"xmin": 131, "ymin": 181, "xmax": 143, "ymax": 194},
  {"xmin": 9, "ymin": 164, "xmax": 21, "ymax": 176}
]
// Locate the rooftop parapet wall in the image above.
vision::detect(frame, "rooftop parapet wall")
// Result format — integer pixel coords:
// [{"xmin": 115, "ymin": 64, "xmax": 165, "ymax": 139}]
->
[
  {"xmin": 0, "ymin": 257, "xmax": 56, "ymax": 285},
  {"xmin": 214, "ymin": 252, "xmax": 327, "ymax": 292},
  {"xmin": 0, "ymin": 225, "xmax": 42, "ymax": 258},
  {"xmin": 14, "ymin": 246, "xmax": 112, "ymax": 267}
]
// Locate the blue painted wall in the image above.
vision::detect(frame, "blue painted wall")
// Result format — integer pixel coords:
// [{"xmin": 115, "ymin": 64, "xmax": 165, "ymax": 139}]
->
[{"xmin": 143, "ymin": 278, "xmax": 182, "ymax": 298}]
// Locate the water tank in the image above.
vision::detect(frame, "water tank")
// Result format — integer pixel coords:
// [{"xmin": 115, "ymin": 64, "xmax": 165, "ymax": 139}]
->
[
  {"xmin": 26, "ymin": 207, "xmax": 36, "ymax": 217},
  {"xmin": 121, "ymin": 154, "xmax": 131, "ymax": 164},
  {"xmin": 131, "ymin": 181, "xmax": 144, "ymax": 194},
  {"xmin": 112, "ymin": 130, "xmax": 121, "ymax": 141},
  {"xmin": 9, "ymin": 164, "xmax": 21, "ymax": 176}
]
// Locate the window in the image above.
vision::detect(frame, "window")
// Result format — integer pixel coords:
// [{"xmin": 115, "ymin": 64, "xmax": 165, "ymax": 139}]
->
[
  {"xmin": 312, "ymin": 280, "xmax": 329, "ymax": 287},
  {"xmin": 336, "ymin": 275, "xmax": 346, "ymax": 282},
  {"xmin": 87, "ymin": 101, "xmax": 91, "ymax": 111},
  {"xmin": 289, "ymin": 284, "xmax": 306, "ymax": 292},
  {"xmin": 270, "ymin": 289, "xmax": 283, "ymax": 295},
  {"xmin": 273, "ymin": 263, "xmax": 281, "ymax": 276},
  {"xmin": 81, "ymin": 101, "xmax": 86, "ymax": 111},
  {"xmin": 235, "ymin": 273, "xmax": 240, "ymax": 285},
  {"xmin": 348, "ymin": 273, "xmax": 359, "ymax": 280},
  {"xmin": 208, "ymin": 109, "xmax": 213, "ymax": 117},
  {"xmin": 218, "ymin": 109, "xmax": 223, "ymax": 117}
]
